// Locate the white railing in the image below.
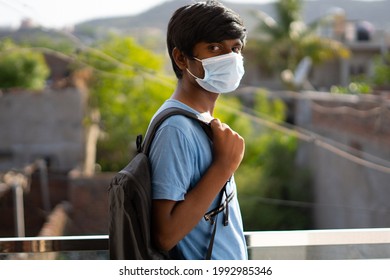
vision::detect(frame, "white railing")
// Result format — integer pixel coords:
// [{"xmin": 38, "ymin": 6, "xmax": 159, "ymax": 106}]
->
[
  {"xmin": 1, "ymin": 228, "xmax": 390, "ymax": 260},
  {"xmin": 246, "ymin": 228, "xmax": 390, "ymax": 247}
]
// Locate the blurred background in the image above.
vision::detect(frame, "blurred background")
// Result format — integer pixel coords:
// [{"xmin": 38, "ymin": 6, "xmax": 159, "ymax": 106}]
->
[{"xmin": 0, "ymin": 0, "xmax": 389, "ymax": 259}]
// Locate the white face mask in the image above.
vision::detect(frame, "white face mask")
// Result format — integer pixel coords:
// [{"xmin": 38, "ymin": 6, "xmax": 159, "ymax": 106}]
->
[{"xmin": 186, "ymin": 52, "xmax": 245, "ymax": 94}]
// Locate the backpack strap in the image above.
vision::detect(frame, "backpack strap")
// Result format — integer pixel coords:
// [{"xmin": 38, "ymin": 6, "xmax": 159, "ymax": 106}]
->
[
  {"xmin": 140, "ymin": 107, "xmax": 212, "ymax": 154},
  {"xmin": 205, "ymin": 181, "xmax": 228, "ymax": 260}
]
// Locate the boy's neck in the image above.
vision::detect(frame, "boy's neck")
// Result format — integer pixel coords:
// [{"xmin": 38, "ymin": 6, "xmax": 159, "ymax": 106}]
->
[{"xmin": 171, "ymin": 80, "xmax": 219, "ymax": 116}]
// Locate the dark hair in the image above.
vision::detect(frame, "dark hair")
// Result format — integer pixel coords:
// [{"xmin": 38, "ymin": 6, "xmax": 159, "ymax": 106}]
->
[{"xmin": 167, "ymin": 0, "xmax": 247, "ymax": 79}]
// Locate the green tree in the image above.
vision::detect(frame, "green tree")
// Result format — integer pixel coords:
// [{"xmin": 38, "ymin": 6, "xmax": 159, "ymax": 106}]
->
[
  {"xmin": 77, "ymin": 35, "xmax": 175, "ymax": 171},
  {"xmin": 330, "ymin": 53, "xmax": 390, "ymax": 94},
  {"xmin": 219, "ymin": 90, "xmax": 312, "ymax": 231},
  {"xmin": 0, "ymin": 39, "xmax": 49, "ymax": 90},
  {"xmin": 247, "ymin": 0, "xmax": 349, "ymax": 87},
  {"xmin": 372, "ymin": 53, "xmax": 390, "ymax": 89}
]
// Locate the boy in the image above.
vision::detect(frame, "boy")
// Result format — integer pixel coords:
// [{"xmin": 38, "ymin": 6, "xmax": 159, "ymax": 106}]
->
[{"xmin": 149, "ymin": 0, "xmax": 248, "ymax": 260}]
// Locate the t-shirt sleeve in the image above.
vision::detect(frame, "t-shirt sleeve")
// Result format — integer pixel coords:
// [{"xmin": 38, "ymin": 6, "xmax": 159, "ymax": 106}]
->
[{"xmin": 149, "ymin": 124, "xmax": 194, "ymax": 201}]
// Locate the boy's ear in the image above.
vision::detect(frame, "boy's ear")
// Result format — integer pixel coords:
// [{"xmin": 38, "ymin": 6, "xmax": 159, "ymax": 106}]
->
[{"xmin": 172, "ymin": 47, "xmax": 187, "ymax": 70}]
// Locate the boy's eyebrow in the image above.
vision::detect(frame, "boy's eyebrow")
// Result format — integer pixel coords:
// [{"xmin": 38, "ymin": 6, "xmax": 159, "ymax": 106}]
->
[{"xmin": 207, "ymin": 39, "xmax": 243, "ymax": 45}]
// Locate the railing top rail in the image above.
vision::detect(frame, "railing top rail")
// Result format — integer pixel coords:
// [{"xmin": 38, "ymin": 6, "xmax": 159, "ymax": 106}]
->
[
  {"xmin": 245, "ymin": 228, "xmax": 390, "ymax": 248},
  {"xmin": 0, "ymin": 235, "xmax": 108, "ymax": 254},
  {"xmin": 1, "ymin": 228, "xmax": 390, "ymax": 254}
]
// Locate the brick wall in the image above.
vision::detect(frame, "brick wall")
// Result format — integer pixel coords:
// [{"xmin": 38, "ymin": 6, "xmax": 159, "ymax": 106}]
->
[
  {"xmin": 67, "ymin": 173, "xmax": 113, "ymax": 235},
  {"xmin": 0, "ymin": 171, "xmax": 112, "ymax": 237},
  {"xmin": 295, "ymin": 91, "xmax": 390, "ymax": 229},
  {"xmin": 0, "ymin": 88, "xmax": 86, "ymax": 172}
]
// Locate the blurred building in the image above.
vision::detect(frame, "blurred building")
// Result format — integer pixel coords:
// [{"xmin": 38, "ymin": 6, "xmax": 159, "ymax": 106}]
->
[{"xmin": 313, "ymin": 9, "xmax": 390, "ymax": 90}]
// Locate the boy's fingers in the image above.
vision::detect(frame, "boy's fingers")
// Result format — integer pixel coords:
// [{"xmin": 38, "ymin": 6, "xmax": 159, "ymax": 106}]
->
[{"xmin": 210, "ymin": 118, "xmax": 221, "ymax": 127}]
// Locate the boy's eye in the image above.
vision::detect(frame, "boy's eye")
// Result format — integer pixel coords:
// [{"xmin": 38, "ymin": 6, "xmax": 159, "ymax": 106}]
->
[
  {"xmin": 232, "ymin": 46, "xmax": 241, "ymax": 53},
  {"xmin": 207, "ymin": 42, "xmax": 242, "ymax": 53},
  {"xmin": 209, "ymin": 45, "xmax": 221, "ymax": 52}
]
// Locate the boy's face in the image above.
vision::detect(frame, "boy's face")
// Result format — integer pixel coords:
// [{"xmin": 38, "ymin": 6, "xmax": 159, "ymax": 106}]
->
[{"xmin": 188, "ymin": 38, "xmax": 243, "ymax": 79}]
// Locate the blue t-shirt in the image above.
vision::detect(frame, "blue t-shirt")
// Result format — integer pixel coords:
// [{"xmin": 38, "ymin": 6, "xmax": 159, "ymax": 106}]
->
[{"xmin": 149, "ymin": 99, "xmax": 247, "ymax": 260}]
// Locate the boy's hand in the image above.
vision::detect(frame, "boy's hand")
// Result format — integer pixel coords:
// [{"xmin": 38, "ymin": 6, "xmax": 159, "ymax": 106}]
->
[{"xmin": 210, "ymin": 118, "xmax": 245, "ymax": 176}]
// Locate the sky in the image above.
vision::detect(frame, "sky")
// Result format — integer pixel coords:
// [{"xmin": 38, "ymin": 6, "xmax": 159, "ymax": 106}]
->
[
  {"xmin": 0, "ymin": 0, "xmax": 384, "ymax": 29},
  {"xmin": 0, "ymin": 0, "xmax": 276, "ymax": 29}
]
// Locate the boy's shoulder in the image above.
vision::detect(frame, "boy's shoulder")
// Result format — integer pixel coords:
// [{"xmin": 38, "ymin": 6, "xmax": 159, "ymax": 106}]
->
[{"xmin": 154, "ymin": 100, "xmax": 203, "ymax": 131}]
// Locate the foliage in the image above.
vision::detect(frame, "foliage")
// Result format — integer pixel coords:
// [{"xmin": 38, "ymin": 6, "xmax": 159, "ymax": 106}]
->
[
  {"xmin": 221, "ymin": 89, "xmax": 312, "ymax": 230},
  {"xmin": 372, "ymin": 54, "xmax": 390, "ymax": 87},
  {"xmin": 333, "ymin": 54, "xmax": 390, "ymax": 94},
  {"xmin": 330, "ymin": 82, "xmax": 372, "ymax": 95},
  {"xmin": 77, "ymin": 35, "xmax": 175, "ymax": 171},
  {"xmin": 0, "ymin": 39, "xmax": 49, "ymax": 90},
  {"xmin": 238, "ymin": 133, "xmax": 312, "ymax": 230},
  {"xmin": 17, "ymin": 30, "xmax": 76, "ymax": 55},
  {"xmin": 247, "ymin": 0, "xmax": 349, "ymax": 86}
]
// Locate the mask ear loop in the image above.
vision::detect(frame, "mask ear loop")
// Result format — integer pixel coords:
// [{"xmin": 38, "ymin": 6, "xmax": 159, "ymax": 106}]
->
[
  {"xmin": 186, "ymin": 68, "xmax": 200, "ymax": 79},
  {"xmin": 186, "ymin": 56, "xmax": 205, "ymax": 80}
]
